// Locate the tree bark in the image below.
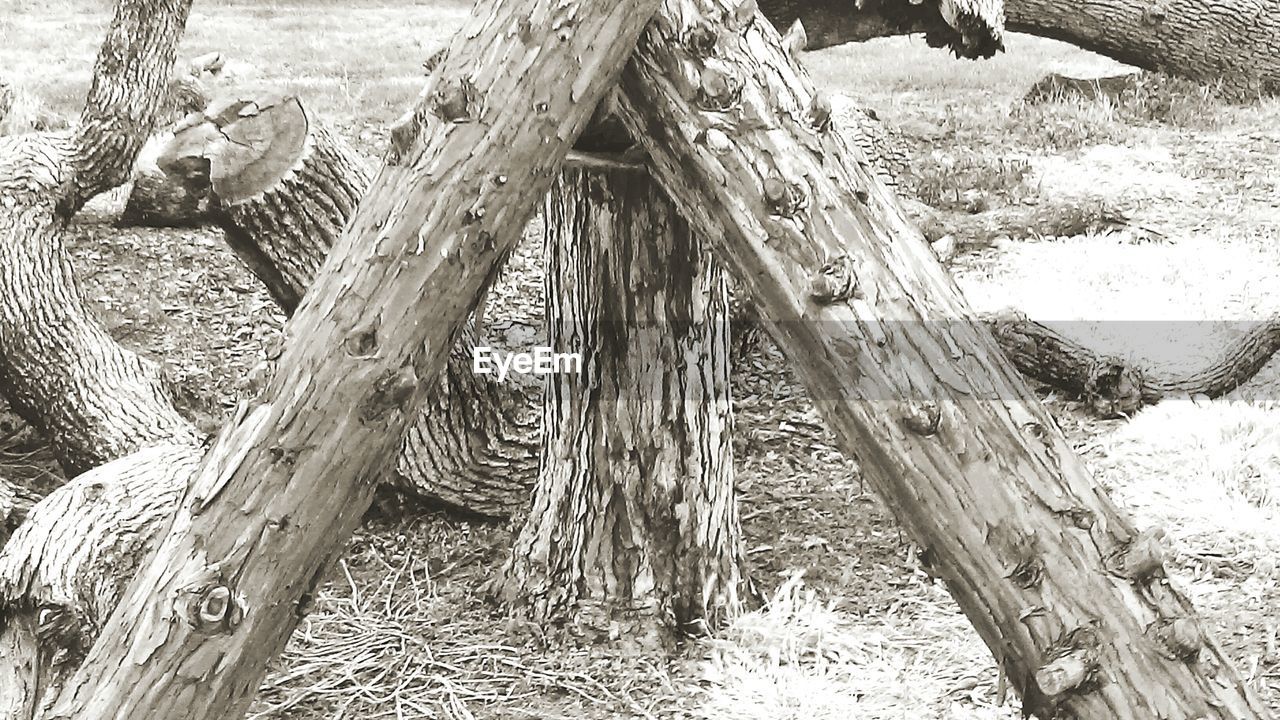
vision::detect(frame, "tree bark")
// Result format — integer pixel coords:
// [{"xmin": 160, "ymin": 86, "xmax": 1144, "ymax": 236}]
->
[
  {"xmin": 37, "ymin": 1, "xmax": 659, "ymax": 716},
  {"xmin": 0, "ymin": 444, "xmax": 202, "ymax": 718},
  {"xmin": 758, "ymin": 0, "xmax": 1004, "ymax": 58},
  {"xmin": 493, "ymin": 161, "xmax": 747, "ymax": 639},
  {"xmin": 0, "ymin": 0, "xmax": 201, "ymax": 479},
  {"xmin": 66, "ymin": 0, "xmax": 196, "ymax": 213},
  {"xmin": 989, "ymin": 312, "xmax": 1280, "ymax": 417},
  {"xmin": 758, "ymin": 0, "xmax": 1280, "ymax": 98},
  {"xmin": 151, "ymin": 94, "xmax": 541, "ymax": 516},
  {"xmin": 1003, "ymin": 0, "xmax": 1280, "ymax": 98},
  {"xmin": 610, "ymin": 0, "xmax": 1268, "ymax": 716}
]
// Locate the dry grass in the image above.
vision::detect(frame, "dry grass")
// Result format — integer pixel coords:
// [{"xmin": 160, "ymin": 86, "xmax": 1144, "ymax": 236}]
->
[{"xmin": 697, "ymin": 573, "xmax": 1018, "ymax": 720}]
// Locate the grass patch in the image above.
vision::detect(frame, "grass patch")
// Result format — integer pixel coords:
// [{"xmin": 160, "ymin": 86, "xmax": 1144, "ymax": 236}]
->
[{"xmin": 698, "ymin": 573, "xmax": 1017, "ymax": 720}]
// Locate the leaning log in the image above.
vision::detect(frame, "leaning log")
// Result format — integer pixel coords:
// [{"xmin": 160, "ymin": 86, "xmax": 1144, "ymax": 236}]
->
[
  {"xmin": 151, "ymin": 94, "xmax": 540, "ymax": 516},
  {"xmin": 611, "ymin": 0, "xmax": 1268, "ymax": 716},
  {"xmin": 38, "ymin": 0, "xmax": 660, "ymax": 716}
]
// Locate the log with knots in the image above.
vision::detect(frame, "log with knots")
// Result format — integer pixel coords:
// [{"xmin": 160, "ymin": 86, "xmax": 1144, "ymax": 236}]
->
[
  {"xmin": 0, "ymin": 0, "xmax": 1274, "ymax": 717},
  {"xmin": 119, "ymin": 67, "xmax": 1280, "ymax": 422}
]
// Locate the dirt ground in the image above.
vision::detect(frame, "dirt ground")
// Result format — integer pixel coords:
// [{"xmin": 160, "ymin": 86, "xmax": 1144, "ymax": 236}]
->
[{"xmin": 3, "ymin": 1, "xmax": 1280, "ymax": 718}]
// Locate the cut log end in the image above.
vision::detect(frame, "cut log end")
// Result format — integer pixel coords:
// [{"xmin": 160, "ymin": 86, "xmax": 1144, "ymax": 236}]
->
[{"xmin": 161, "ymin": 95, "xmax": 311, "ymax": 205}]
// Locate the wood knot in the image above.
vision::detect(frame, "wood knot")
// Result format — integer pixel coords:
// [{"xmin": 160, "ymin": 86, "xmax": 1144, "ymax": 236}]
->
[
  {"xmin": 344, "ymin": 322, "xmax": 380, "ymax": 358},
  {"xmin": 701, "ymin": 128, "xmax": 732, "ymax": 155},
  {"xmin": 1055, "ymin": 506, "xmax": 1095, "ymax": 530},
  {"xmin": 729, "ymin": 0, "xmax": 758, "ymax": 32},
  {"xmin": 432, "ymin": 77, "xmax": 478, "ymax": 123},
  {"xmin": 808, "ymin": 92, "xmax": 832, "ymax": 133},
  {"xmin": 181, "ymin": 580, "xmax": 245, "ymax": 634},
  {"xmin": 387, "ymin": 109, "xmax": 423, "ymax": 166},
  {"xmin": 1035, "ymin": 627, "xmax": 1098, "ymax": 697},
  {"xmin": 1105, "ymin": 527, "xmax": 1166, "ymax": 580},
  {"xmin": 360, "ymin": 365, "xmax": 419, "ymax": 424},
  {"xmin": 696, "ymin": 64, "xmax": 743, "ymax": 112},
  {"xmin": 684, "ymin": 21, "xmax": 720, "ymax": 58},
  {"xmin": 763, "ymin": 176, "xmax": 807, "ymax": 217},
  {"xmin": 1084, "ymin": 357, "xmax": 1143, "ymax": 418},
  {"xmin": 1150, "ymin": 616, "xmax": 1204, "ymax": 661},
  {"xmin": 900, "ymin": 400, "xmax": 941, "ymax": 436},
  {"xmin": 1008, "ymin": 555, "xmax": 1044, "ymax": 589},
  {"xmin": 808, "ymin": 256, "xmax": 858, "ymax": 304},
  {"xmin": 1035, "ymin": 650, "xmax": 1090, "ymax": 697}
]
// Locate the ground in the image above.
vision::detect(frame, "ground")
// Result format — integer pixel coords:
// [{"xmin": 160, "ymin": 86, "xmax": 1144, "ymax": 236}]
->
[{"xmin": 2, "ymin": 1, "xmax": 1279, "ymax": 718}]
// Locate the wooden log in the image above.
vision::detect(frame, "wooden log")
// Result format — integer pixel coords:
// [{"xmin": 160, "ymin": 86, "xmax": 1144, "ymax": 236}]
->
[
  {"xmin": 149, "ymin": 93, "xmax": 540, "ymax": 516},
  {"xmin": 0, "ymin": 0, "xmax": 202, "ymax": 479},
  {"xmin": 757, "ymin": 0, "xmax": 1280, "ymax": 99},
  {"xmin": 610, "ymin": 0, "xmax": 1268, "ymax": 716},
  {"xmin": 0, "ymin": 444, "xmax": 202, "ymax": 718},
  {"xmin": 493, "ymin": 162, "xmax": 747, "ymax": 638},
  {"xmin": 988, "ymin": 313, "xmax": 1280, "ymax": 417},
  {"xmin": 40, "ymin": 0, "xmax": 660, "ymax": 716},
  {"xmin": 66, "ymin": 0, "xmax": 195, "ymax": 213},
  {"xmin": 756, "ymin": 0, "xmax": 1004, "ymax": 58}
]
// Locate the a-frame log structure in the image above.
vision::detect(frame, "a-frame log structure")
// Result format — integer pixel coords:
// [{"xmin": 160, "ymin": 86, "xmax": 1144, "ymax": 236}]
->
[
  {"xmin": 30, "ymin": 1, "xmax": 662, "ymax": 716},
  {"xmin": 0, "ymin": 0, "xmax": 1269, "ymax": 718},
  {"xmin": 610, "ymin": 0, "xmax": 1267, "ymax": 717}
]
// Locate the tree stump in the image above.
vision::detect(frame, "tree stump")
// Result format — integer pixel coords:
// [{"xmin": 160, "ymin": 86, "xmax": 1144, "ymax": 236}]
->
[{"xmin": 494, "ymin": 162, "xmax": 747, "ymax": 641}]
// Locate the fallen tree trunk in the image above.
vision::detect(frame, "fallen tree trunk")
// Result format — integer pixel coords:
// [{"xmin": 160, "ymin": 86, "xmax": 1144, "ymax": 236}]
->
[
  {"xmin": 153, "ymin": 94, "xmax": 540, "ymax": 516},
  {"xmin": 611, "ymin": 0, "xmax": 1268, "ymax": 715},
  {"xmin": 758, "ymin": 0, "xmax": 1280, "ymax": 98},
  {"xmin": 31, "ymin": 0, "xmax": 661, "ymax": 715},
  {"xmin": 909, "ymin": 195, "xmax": 1144, "ymax": 257},
  {"xmin": 1004, "ymin": 0, "xmax": 1280, "ymax": 99},
  {"xmin": 989, "ymin": 312, "xmax": 1280, "ymax": 417},
  {"xmin": 758, "ymin": 0, "xmax": 1004, "ymax": 58}
]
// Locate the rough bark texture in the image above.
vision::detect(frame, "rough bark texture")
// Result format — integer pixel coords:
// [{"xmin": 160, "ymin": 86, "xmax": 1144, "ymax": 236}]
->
[
  {"xmin": 494, "ymin": 163, "xmax": 746, "ymax": 639},
  {"xmin": 758, "ymin": 0, "xmax": 1004, "ymax": 57},
  {"xmin": 1004, "ymin": 0, "xmax": 1280, "ymax": 98},
  {"xmin": 758, "ymin": 0, "xmax": 1280, "ymax": 98},
  {"xmin": 66, "ymin": 0, "xmax": 196, "ymax": 213},
  {"xmin": 154, "ymin": 94, "xmax": 541, "ymax": 516},
  {"xmin": 40, "ymin": 1, "xmax": 659, "ymax": 716},
  {"xmin": 611, "ymin": 1, "xmax": 1268, "ymax": 717},
  {"xmin": 0, "ymin": 0, "xmax": 200, "ymax": 479},
  {"xmin": 0, "ymin": 159, "xmax": 201, "ymax": 475},
  {"xmin": 0, "ymin": 444, "xmax": 202, "ymax": 718},
  {"xmin": 990, "ymin": 313, "xmax": 1280, "ymax": 417}
]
